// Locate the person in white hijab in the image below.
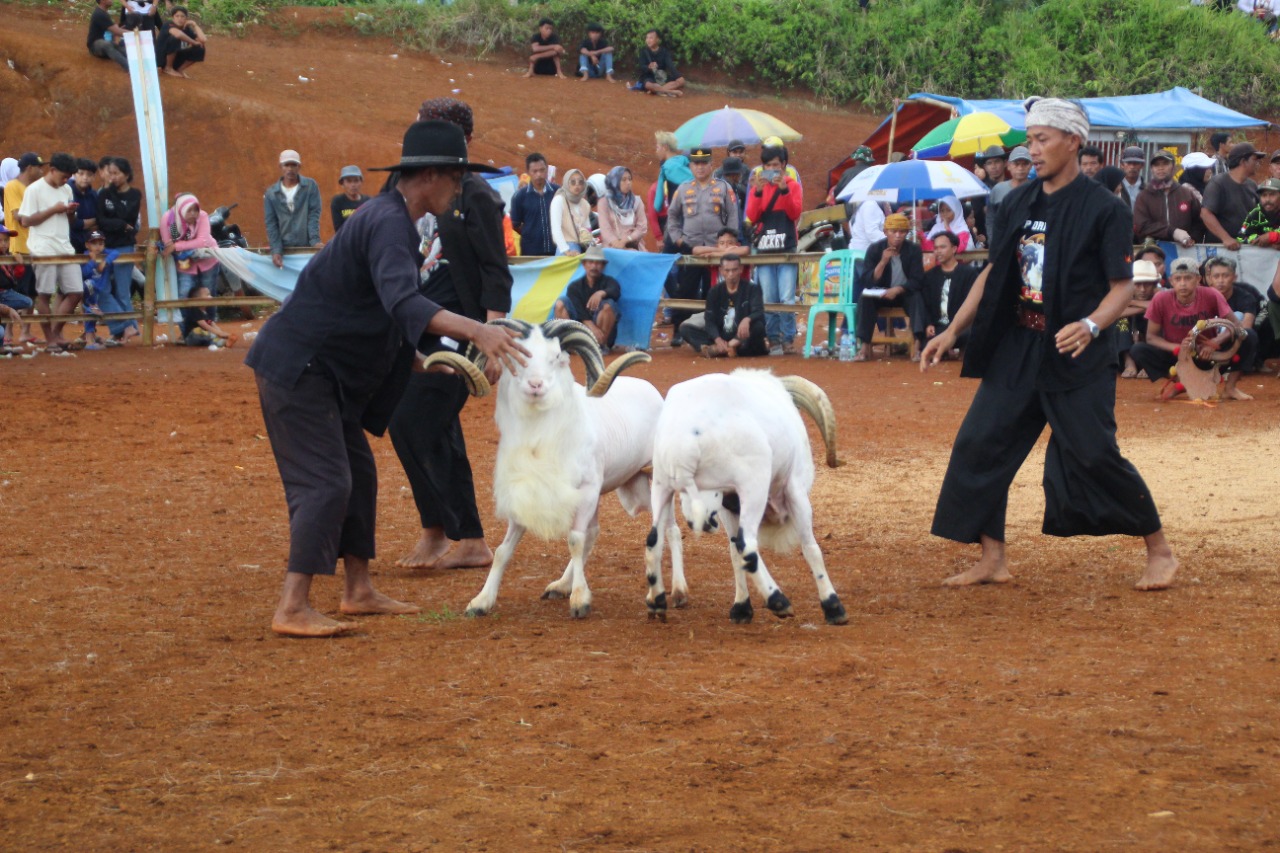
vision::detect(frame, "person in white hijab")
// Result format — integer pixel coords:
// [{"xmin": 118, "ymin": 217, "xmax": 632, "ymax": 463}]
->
[
  {"xmin": 548, "ymin": 168, "xmax": 594, "ymax": 255},
  {"xmin": 923, "ymin": 195, "xmax": 972, "ymax": 251}
]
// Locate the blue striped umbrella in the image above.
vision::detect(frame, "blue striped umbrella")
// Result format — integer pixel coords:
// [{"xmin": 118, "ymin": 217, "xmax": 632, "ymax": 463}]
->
[{"xmin": 834, "ymin": 160, "xmax": 989, "ymax": 204}]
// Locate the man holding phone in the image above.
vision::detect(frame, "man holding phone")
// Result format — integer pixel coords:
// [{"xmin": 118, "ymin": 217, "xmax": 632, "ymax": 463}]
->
[{"xmin": 17, "ymin": 152, "xmax": 83, "ymax": 349}]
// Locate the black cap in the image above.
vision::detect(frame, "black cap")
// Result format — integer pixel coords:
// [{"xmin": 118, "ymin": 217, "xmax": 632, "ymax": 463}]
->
[
  {"xmin": 720, "ymin": 156, "xmax": 744, "ymax": 175},
  {"xmin": 688, "ymin": 147, "xmax": 713, "ymax": 162},
  {"xmin": 726, "ymin": 139, "xmax": 746, "ymax": 153},
  {"xmin": 17, "ymin": 152, "xmax": 43, "ymax": 169},
  {"xmin": 1149, "ymin": 149, "xmax": 1175, "ymax": 163}
]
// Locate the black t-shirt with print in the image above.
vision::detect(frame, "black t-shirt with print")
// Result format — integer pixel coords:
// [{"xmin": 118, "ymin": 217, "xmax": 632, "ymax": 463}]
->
[
  {"xmin": 88, "ymin": 6, "xmax": 114, "ymax": 49},
  {"xmin": 1017, "ymin": 192, "xmax": 1055, "ymax": 313}
]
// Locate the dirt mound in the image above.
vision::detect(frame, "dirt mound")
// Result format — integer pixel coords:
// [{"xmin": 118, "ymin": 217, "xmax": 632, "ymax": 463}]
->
[{"xmin": 0, "ymin": 4, "xmax": 878, "ymax": 246}]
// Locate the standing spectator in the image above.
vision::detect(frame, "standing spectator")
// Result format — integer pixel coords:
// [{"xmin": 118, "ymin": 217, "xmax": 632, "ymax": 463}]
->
[
  {"xmin": 985, "ymin": 146, "xmax": 1032, "ymax": 246},
  {"xmin": 264, "ymin": 149, "xmax": 323, "ymax": 269},
  {"xmin": 508, "ymin": 152, "xmax": 558, "ymax": 256},
  {"xmin": 1118, "ymin": 146, "xmax": 1146, "ymax": 211},
  {"xmin": 4, "ymin": 153, "xmax": 45, "ymax": 258},
  {"xmin": 830, "ymin": 145, "xmax": 876, "ymax": 207},
  {"xmin": 80, "ymin": 230, "xmax": 116, "ymax": 348},
  {"xmin": 1178, "ymin": 151, "xmax": 1214, "ymax": 198},
  {"xmin": 577, "ymin": 22, "xmax": 614, "ymax": 82},
  {"xmin": 554, "ymin": 245, "xmax": 620, "ymax": 347},
  {"xmin": 745, "ymin": 143, "xmax": 802, "ymax": 355},
  {"xmin": 1201, "ymin": 142, "xmax": 1263, "ymax": 248},
  {"xmin": 330, "ymin": 165, "xmax": 369, "ymax": 233},
  {"xmin": 1208, "ymin": 131, "xmax": 1233, "ymax": 177},
  {"xmin": 971, "ymin": 145, "xmax": 1006, "ymax": 245},
  {"xmin": 69, "ymin": 157, "xmax": 99, "ymax": 254},
  {"xmin": 716, "ymin": 156, "xmax": 748, "ymax": 238},
  {"xmin": 548, "ymin": 169, "xmax": 594, "ymax": 256},
  {"xmin": 0, "ymin": 226, "xmax": 35, "ymax": 348},
  {"xmin": 87, "ymin": 0, "xmax": 128, "ymax": 72},
  {"xmin": 922, "ymin": 230, "xmax": 978, "ymax": 354},
  {"xmin": 652, "ymin": 131, "xmax": 691, "ymax": 229},
  {"xmin": 1239, "ymin": 177, "xmax": 1280, "ymax": 245},
  {"xmin": 96, "ymin": 156, "xmax": 142, "ymax": 341},
  {"xmin": 597, "ymin": 166, "xmax": 648, "ymax": 250},
  {"xmin": 523, "ymin": 18, "xmax": 566, "ymax": 79},
  {"xmin": 1134, "ymin": 149, "xmax": 1203, "ymax": 247},
  {"xmin": 1078, "ymin": 145, "xmax": 1105, "ymax": 179},
  {"xmin": 155, "ymin": 6, "xmax": 208, "ymax": 78},
  {"xmin": 161, "ymin": 192, "xmax": 220, "ymax": 343},
  {"xmin": 715, "ymin": 140, "xmax": 748, "ymax": 181},
  {"xmin": 681, "ymin": 254, "xmax": 767, "ymax": 357},
  {"xmin": 17, "ymin": 153, "xmax": 84, "ymax": 350},
  {"xmin": 852, "ymin": 213, "xmax": 927, "ymax": 360},
  {"xmin": 1268, "ymin": 150, "xmax": 1280, "ymax": 182},
  {"xmin": 665, "ymin": 147, "xmax": 740, "ymax": 346},
  {"xmin": 637, "ymin": 29, "xmax": 685, "ymax": 97}
]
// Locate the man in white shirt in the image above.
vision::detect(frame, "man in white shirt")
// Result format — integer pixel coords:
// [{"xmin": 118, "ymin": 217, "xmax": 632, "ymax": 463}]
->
[{"xmin": 17, "ymin": 152, "xmax": 83, "ymax": 349}]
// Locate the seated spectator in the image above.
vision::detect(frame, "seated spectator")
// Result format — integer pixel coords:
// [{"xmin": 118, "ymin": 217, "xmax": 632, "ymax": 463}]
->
[
  {"xmin": 1204, "ymin": 255, "xmax": 1264, "ymax": 372},
  {"xmin": 523, "ymin": 18, "xmax": 566, "ymax": 79},
  {"xmin": 922, "ymin": 196, "xmax": 972, "ymax": 252},
  {"xmin": 1136, "ymin": 241, "xmax": 1169, "ymax": 287},
  {"xmin": 554, "ymin": 245, "xmax": 620, "ymax": 347},
  {"xmin": 1134, "ymin": 149, "xmax": 1204, "ymax": 247},
  {"xmin": 0, "ymin": 226, "xmax": 34, "ymax": 349},
  {"xmin": 746, "ymin": 143, "xmax": 803, "ymax": 355},
  {"xmin": 1201, "ymin": 142, "xmax": 1263, "ymax": 248},
  {"xmin": 155, "ymin": 6, "xmax": 207, "ymax": 78},
  {"xmin": 637, "ymin": 29, "xmax": 685, "ymax": 97},
  {"xmin": 87, "ymin": 0, "xmax": 128, "ymax": 72},
  {"xmin": 1078, "ymin": 145, "xmax": 1105, "ymax": 179},
  {"xmin": 549, "ymin": 169, "xmax": 594, "ymax": 256},
  {"xmin": 330, "ymin": 165, "xmax": 369, "ymax": 233},
  {"xmin": 578, "ymin": 22, "xmax": 614, "ymax": 82},
  {"xmin": 123, "ymin": 0, "xmax": 157, "ymax": 31},
  {"xmin": 1256, "ymin": 270, "xmax": 1280, "ymax": 370},
  {"xmin": 680, "ymin": 254, "xmax": 766, "ymax": 357},
  {"xmin": 693, "ymin": 228, "xmax": 752, "ymax": 286},
  {"xmin": 1129, "ymin": 257, "xmax": 1255, "ymax": 400},
  {"xmin": 1238, "ymin": 177, "xmax": 1280, "ymax": 246},
  {"xmin": 161, "ymin": 192, "xmax": 223, "ymax": 343},
  {"xmin": 851, "ymin": 213, "xmax": 926, "ymax": 361},
  {"xmin": 922, "ymin": 231, "xmax": 978, "ymax": 356},
  {"xmin": 69, "ymin": 158, "xmax": 99, "ymax": 254},
  {"xmin": 1117, "ymin": 259, "xmax": 1162, "ymax": 378},
  {"xmin": 597, "ymin": 166, "xmax": 648, "ymax": 250}
]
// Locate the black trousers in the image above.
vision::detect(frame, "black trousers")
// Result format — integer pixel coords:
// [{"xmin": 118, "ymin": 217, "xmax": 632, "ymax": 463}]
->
[
  {"xmin": 388, "ymin": 371, "xmax": 484, "ymax": 540},
  {"xmin": 669, "ymin": 246, "xmax": 711, "ymax": 335},
  {"xmin": 855, "ymin": 290, "xmax": 927, "ymax": 344},
  {"xmin": 679, "ymin": 313, "xmax": 768, "ymax": 356},
  {"xmin": 1131, "ymin": 331, "xmax": 1258, "ymax": 383},
  {"xmin": 932, "ymin": 327, "xmax": 1162, "ymax": 544},
  {"xmin": 257, "ymin": 367, "xmax": 378, "ymax": 576}
]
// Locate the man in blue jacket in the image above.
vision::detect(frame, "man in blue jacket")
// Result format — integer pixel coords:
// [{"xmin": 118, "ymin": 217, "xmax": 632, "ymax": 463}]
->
[{"xmin": 263, "ymin": 149, "xmax": 323, "ymax": 268}]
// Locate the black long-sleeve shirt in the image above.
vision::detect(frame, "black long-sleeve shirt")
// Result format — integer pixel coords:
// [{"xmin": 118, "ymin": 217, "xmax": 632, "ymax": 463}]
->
[
  {"xmin": 706, "ymin": 280, "xmax": 764, "ymax": 342},
  {"xmin": 96, "ymin": 185, "xmax": 142, "ymax": 250},
  {"xmin": 858, "ymin": 237, "xmax": 925, "ymax": 294}
]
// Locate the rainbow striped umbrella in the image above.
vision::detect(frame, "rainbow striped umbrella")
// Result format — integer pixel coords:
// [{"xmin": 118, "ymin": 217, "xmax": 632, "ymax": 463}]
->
[
  {"xmin": 673, "ymin": 107, "xmax": 802, "ymax": 150},
  {"xmin": 912, "ymin": 111, "xmax": 1026, "ymax": 160}
]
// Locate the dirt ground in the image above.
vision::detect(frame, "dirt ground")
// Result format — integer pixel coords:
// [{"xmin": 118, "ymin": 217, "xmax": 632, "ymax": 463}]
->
[{"xmin": 4, "ymin": 4, "xmax": 1280, "ymax": 851}]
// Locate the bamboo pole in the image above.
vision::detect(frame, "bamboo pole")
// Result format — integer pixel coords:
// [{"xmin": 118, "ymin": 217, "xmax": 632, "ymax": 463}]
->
[
  {"xmin": 887, "ymin": 98, "xmax": 900, "ymax": 161},
  {"xmin": 142, "ymin": 228, "xmax": 158, "ymax": 346}
]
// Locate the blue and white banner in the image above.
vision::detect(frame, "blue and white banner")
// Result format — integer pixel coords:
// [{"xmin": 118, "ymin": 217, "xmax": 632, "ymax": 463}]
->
[{"xmin": 123, "ymin": 30, "xmax": 172, "ymax": 311}]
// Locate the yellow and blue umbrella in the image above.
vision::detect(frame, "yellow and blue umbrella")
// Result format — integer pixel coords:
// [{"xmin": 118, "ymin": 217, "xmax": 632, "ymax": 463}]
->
[
  {"xmin": 673, "ymin": 107, "xmax": 802, "ymax": 150},
  {"xmin": 911, "ymin": 111, "xmax": 1026, "ymax": 160}
]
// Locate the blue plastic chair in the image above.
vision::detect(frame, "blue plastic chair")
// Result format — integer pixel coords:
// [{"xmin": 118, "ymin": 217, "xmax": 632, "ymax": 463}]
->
[{"xmin": 804, "ymin": 249, "xmax": 862, "ymax": 358}]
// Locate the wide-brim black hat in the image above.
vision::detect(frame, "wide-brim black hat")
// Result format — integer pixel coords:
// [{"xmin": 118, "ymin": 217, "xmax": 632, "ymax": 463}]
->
[{"xmin": 370, "ymin": 120, "xmax": 500, "ymax": 173}]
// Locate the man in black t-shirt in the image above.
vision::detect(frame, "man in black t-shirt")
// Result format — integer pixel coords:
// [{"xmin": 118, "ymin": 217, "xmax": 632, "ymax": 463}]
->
[
  {"xmin": 1204, "ymin": 255, "xmax": 1263, "ymax": 376},
  {"xmin": 577, "ymin": 22, "xmax": 614, "ymax": 81},
  {"xmin": 330, "ymin": 165, "xmax": 369, "ymax": 233},
  {"xmin": 1201, "ymin": 142, "xmax": 1263, "ymax": 248},
  {"xmin": 638, "ymin": 29, "xmax": 685, "ymax": 97},
  {"xmin": 87, "ymin": 0, "xmax": 128, "ymax": 71},
  {"xmin": 921, "ymin": 231, "xmax": 978, "ymax": 353},
  {"xmin": 681, "ymin": 254, "xmax": 767, "ymax": 357},
  {"xmin": 523, "ymin": 18, "xmax": 566, "ymax": 78},
  {"xmin": 922, "ymin": 96, "xmax": 1178, "ymax": 593}
]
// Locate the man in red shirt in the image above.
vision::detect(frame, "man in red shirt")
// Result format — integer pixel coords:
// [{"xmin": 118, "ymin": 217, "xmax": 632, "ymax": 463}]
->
[{"xmin": 1129, "ymin": 257, "xmax": 1252, "ymax": 400}]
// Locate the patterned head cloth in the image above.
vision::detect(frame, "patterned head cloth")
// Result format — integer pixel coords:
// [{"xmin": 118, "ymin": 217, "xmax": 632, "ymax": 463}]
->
[
  {"xmin": 884, "ymin": 213, "xmax": 911, "ymax": 231},
  {"xmin": 417, "ymin": 97, "xmax": 474, "ymax": 138},
  {"xmin": 1023, "ymin": 96, "xmax": 1089, "ymax": 143}
]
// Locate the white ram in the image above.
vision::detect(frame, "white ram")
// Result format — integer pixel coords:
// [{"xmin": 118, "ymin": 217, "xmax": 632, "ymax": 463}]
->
[
  {"xmin": 426, "ymin": 319, "xmax": 684, "ymax": 619},
  {"xmin": 643, "ymin": 369, "xmax": 847, "ymax": 625}
]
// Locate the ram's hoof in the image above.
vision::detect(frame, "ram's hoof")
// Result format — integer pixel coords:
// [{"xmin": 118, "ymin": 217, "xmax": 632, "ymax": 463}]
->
[
  {"xmin": 541, "ymin": 589, "xmax": 568, "ymax": 600},
  {"xmin": 766, "ymin": 589, "xmax": 794, "ymax": 618},
  {"xmin": 729, "ymin": 600, "xmax": 754, "ymax": 624},
  {"xmin": 821, "ymin": 594, "xmax": 849, "ymax": 626},
  {"xmin": 464, "ymin": 606, "xmax": 488, "ymax": 618},
  {"xmin": 569, "ymin": 603, "xmax": 591, "ymax": 619},
  {"xmin": 671, "ymin": 589, "xmax": 689, "ymax": 609}
]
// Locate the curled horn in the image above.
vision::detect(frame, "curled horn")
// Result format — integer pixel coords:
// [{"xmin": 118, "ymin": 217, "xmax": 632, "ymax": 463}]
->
[
  {"xmin": 778, "ymin": 375, "xmax": 839, "ymax": 468},
  {"xmin": 587, "ymin": 350, "xmax": 652, "ymax": 397},
  {"xmin": 541, "ymin": 319, "xmax": 605, "ymax": 389},
  {"xmin": 421, "ymin": 351, "xmax": 491, "ymax": 397},
  {"xmin": 464, "ymin": 318, "xmax": 533, "ymax": 375}
]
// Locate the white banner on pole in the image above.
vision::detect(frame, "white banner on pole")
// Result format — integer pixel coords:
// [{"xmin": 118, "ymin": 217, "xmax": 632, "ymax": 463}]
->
[{"xmin": 122, "ymin": 30, "xmax": 174, "ymax": 318}]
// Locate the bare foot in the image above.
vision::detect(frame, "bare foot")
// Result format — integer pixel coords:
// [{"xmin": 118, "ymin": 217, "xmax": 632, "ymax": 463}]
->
[
  {"xmin": 162, "ymin": 68, "xmax": 183, "ymax": 78},
  {"xmin": 272, "ymin": 607, "xmax": 356, "ymax": 638},
  {"xmin": 1224, "ymin": 386, "xmax": 1253, "ymax": 401},
  {"xmin": 942, "ymin": 552, "xmax": 1012, "ymax": 587},
  {"xmin": 521, "ymin": 69, "xmax": 533, "ymax": 78},
  {"xmin": 1136, "ymin": 552, "xmax": 1179, "ymax": 590},
  {"xmin": 340, "ymin": 589, "xmax": 420, "ymax": 616},
  {"xmin": 395, "ymin": 530, "xmax": 449, "ymax": 569},
  {"xmin": 433, "ymin": 539, "xmax": 494, "ymax": 571}
]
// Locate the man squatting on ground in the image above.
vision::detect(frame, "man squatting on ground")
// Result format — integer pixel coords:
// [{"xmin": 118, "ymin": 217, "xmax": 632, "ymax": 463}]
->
[
  {"xmin": 921, "ymin": 97, "xmax": 1178, "ymax": 591},
  {"xmin": 245, "ymin": 121, "xmax": 528, "ymax": 638}
]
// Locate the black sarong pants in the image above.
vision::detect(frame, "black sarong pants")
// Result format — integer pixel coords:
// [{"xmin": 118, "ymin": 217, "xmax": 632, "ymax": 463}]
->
[
  {"xmin": 932, "ymin": 327, "xmax": 1162, "ymax": 544},
  {"xmin": 388, "ymin": 371, "xmax": 484, "ymax": 541},
  {"xmin": 257, "ymin": 366, "xmax": 378, "ymax": 576}
]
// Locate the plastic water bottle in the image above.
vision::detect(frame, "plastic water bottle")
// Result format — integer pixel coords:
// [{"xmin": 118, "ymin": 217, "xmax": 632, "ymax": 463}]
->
[{"xmin": 838, "ymin": 332, "xmax": 853, "ymax": 362}]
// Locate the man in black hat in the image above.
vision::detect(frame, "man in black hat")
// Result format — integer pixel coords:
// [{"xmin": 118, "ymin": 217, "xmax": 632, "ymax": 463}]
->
[
  {"xmin": 714, "ymin": 155, "xmax": 748, "ymax": 235},
  {"xmin": 666, "ymin": 146, "xmax": 739, "ymax": 346},
  {"xmin": 246, "ymin": 120, "xmax": 529, "ymax": 638}
]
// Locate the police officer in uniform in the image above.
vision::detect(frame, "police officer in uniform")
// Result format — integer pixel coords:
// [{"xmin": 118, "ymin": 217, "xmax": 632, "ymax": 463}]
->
[{"xmin": 665, "ymin": 146, "xmax": 739, "ymax": 346}]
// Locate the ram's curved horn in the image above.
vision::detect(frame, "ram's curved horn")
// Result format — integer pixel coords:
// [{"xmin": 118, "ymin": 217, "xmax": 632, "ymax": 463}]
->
[
  {"xmin": 463, "ymin": 318, "xmax": 534, "ymax": 375},
  {"xmin": 778, "ymin": 375, "xmax": 839, "ymax": 468},
  {"xmin": 587, "ymin": 350, "xmax": 652, "ymax": 397},
  {"xmin": 421, "ymin": 350, "xmax": 492, "ymax": 398},
  {"xmin": 541, "ymin": 319, "xmax": 605, "ymax": 389}
]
